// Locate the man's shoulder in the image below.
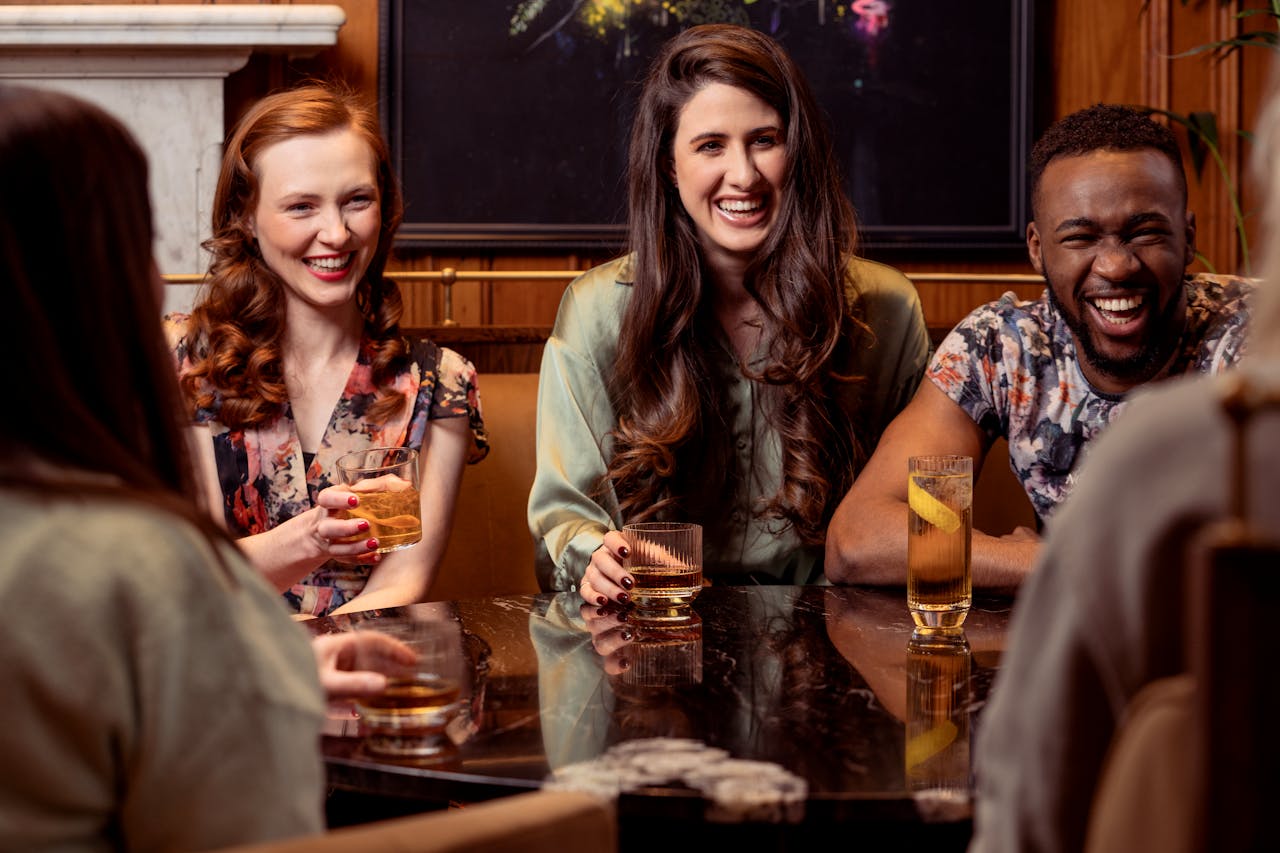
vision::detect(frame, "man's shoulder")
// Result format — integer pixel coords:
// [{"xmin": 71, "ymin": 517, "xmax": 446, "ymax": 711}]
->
[
  {"xmin": 1186, "ymin": 271, "xmax": 1256, "ymax": 308},
  {"xmin": 936, "ymin": 288, "xmax": 1055, "ymax": 357}
]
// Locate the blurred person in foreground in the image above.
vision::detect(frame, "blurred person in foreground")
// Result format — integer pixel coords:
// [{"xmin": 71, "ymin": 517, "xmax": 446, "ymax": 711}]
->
[
  {"xmin": 0, "ymin": 85, "xmax": 404, "ymax": 851},
  {"xmin": 168, "ymin": 84, "xmax": 488, "ymax": 618},
  {"xmin": 529, "ymin": 24, "xmax": 929, "ymax": 603},
  {"xmin": 967, "ymin": 75, "xmax": 1280, "ymax": 853},
  {"xmin": 827, "ymin": 104, "xmax": 1253, "ymax": 594}
]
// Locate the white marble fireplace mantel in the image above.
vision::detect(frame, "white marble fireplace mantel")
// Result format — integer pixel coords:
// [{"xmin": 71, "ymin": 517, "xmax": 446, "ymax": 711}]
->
[{"xmin": 0, "ymin": 4, "xmax": 347, "ymax": 312}]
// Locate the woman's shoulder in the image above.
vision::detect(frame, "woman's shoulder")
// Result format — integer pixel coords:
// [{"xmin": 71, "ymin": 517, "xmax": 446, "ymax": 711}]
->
[
  {"xmin": 0, "ymin": 490, "xmax": 251, "ymax": 610},
  {"xmin": 564, "ymin": 255, "xmax": 634, "ymax": 304},
  {"xmin": 550, "ymin": 255, "xmax": 633, "ymax": 348},
  {"xmin": 844, "ymin": 256, "xmax": 918, "ymax": 303}
]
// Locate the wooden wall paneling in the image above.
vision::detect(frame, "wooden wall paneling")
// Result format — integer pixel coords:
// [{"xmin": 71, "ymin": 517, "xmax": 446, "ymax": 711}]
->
[
  {"xmin": 1160, "ymin": 1, "xmax": 1244, "ymax": 275},
  {"xmin": 488, "ymin": 255, "xmax": 584, "ymax": 327},
  {"xmin": 1054, "ymin": 0, "xmax": 1147, "ymax": 114},
  {"xmin": 914, "ymin": 281, "xmax": 1047, "ymax": 335},
  {"xmin": 75, "ymin": 1, "xmax": 1270, "ymax": 325},
  {"xmin": 1238, "ymin": 3, "xmax": 1274, "ymax": 268}
]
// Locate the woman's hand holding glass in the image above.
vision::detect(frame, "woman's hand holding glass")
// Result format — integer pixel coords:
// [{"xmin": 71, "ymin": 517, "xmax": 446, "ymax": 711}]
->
[
  {"xmin": 311, "ymin": 630, "xmax": 415, "ymax": 701},
  {"xmin": 298, "ymin": 485, "xmax": 384, "ymax": 564},
  {"xmin": 580, "ymin": 530, "xmax": 634, "ymax": 606}
]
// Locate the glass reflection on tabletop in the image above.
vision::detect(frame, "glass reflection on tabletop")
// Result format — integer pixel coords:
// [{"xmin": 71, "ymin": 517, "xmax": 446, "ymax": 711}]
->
[
  {"xmin": 905, "ymin": 627, "xmax": 972, "ymax": 802},
  {"xmin": 315, "ymin": 585, "xmax": 1012, "ymax": 825},
  {"xmin": 618, "ymin": 609, "xmax": 703, "ymax": 687}
]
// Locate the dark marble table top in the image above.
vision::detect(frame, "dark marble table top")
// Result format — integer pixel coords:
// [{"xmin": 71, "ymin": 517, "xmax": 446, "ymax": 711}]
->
[{"xmin": 310, "ymin": 584, "xmax": 1011, "ymax": 833}]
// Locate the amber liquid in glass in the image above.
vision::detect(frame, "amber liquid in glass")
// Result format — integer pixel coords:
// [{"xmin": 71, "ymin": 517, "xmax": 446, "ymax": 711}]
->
[
  {"xmin": 907, "ymin": 472, "xmax": 972, "ymax": 628},
  {"xmin": 629, "ymin": 564, "xmax": 702, "ymax": 608},
  {"xmin": 344, "ymin": 487, "xmax": 422, "ymax": 552}
]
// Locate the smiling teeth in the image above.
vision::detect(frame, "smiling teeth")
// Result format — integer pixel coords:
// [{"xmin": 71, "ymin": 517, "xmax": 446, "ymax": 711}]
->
[
  {"xmin": 718, "ymin": 199, "xmax": 761, "ymax": 213},
  {"xmin": 1092, "ymin": 295, "xmax": 1143, "ymax": 312},
  {"xmin": 305, "ymin": 255, "xmax": 352, "ymax": 272}
]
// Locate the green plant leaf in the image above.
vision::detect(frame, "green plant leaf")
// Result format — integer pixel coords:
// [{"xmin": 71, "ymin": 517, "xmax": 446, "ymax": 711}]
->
[{"xmin": 1188, "ymin": 111, "xmax": 1221, "ymax": 178}]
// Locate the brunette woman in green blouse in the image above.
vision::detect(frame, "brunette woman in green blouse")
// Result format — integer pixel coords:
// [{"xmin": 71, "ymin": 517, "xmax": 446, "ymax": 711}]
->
[{"xmin": 529, "ymin": 24, "xmax": 929, "ymax": 604}]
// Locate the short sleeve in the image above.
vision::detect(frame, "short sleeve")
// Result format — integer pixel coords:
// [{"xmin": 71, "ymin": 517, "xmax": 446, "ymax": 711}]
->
[
  {"xmin": 424, "ymin": 343, "xmax": 490, "ymax": 463},
  {"xmin": 161, "ymin": 312, "xmax": 219, "ymax": 426},
  {"xmin": 926, "ymin": 294, "xmax": 1025, "ymax": 440}
]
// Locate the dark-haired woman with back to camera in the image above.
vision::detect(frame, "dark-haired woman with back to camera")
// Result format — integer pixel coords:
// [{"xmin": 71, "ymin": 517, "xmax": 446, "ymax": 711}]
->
[
  {"xmin": 0, "ymin": 84, "xmax": 333, "ymax": 851},
  {"xmin": 528, "ymin": 24, "xmax": 929, "ymax": 604}
]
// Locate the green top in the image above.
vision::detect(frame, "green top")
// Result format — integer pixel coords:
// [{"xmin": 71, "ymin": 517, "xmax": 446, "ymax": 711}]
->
[{"xmin": 529, "ymin": 254, "xmax": 930, "ymax": 592}]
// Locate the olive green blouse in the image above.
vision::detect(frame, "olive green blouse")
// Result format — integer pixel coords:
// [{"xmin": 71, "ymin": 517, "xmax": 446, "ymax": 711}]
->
[{"xmin": 528, "ymin": 254, "xmax": 929, "ymax": 592}]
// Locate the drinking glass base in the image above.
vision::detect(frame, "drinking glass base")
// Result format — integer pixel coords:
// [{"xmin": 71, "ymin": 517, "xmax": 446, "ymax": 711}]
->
[{"xmin": 910, "ymin": 608, "xmax": 969, "ymax": 629}]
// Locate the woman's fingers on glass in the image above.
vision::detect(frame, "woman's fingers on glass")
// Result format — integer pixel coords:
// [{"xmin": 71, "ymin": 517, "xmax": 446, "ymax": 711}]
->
[
  {"xmin": 599, "ymin": 531, "xmax": 635, "ymax": 592},
  {"xmin": 351, "ymin": 630, "xmax": 416, "ymax": 669},
  {"xmin": 316, "ymin": 485, "xmax": 359, "ymax": 510}
]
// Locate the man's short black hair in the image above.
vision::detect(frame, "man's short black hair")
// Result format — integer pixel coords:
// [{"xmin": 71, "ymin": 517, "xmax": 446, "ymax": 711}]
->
[{"xmin": 1029, "ymin": 104, "xmax": 1187, "ymax": 217}]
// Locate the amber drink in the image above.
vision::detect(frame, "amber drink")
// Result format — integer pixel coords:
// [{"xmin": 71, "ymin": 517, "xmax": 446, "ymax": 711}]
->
[
  {"xmin": 907, "ymin": 455, "xmax": 972, "ymax": 628},
  {"xmin": 336, "ymin": 447, "xmax": 422, "ymax": 554},
  {"xmin": 622, "ymin": 522, "xmax": 703, "ymax": 609},
  {"xmin": 352, "ymin": 615, "xmax": 466, "ymax": 758}
]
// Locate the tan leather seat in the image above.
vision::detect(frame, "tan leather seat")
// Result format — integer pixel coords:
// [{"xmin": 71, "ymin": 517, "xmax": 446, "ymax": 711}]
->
[
  {"xmin": 431, "ymin": 372, "xmax": 542, "ymax": 601},
  {"xmin": 1082, "ymin": 676, "xmax": 1198, "ymax": 853},
  {"xmin": 973, "ymin": 437, "xmax": 1037, "ymax": 535},
  {"xmin": 219, "ymin": 790, "xmax": 616, "ymax": 853}
]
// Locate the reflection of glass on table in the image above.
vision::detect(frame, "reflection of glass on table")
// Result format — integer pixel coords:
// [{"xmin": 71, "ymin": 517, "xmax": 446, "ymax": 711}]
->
[
  {"xmin": 317, "ymin": 586, "xmax": 1012, "ymax": 837},
  {"xmin": 619, "ymin": 610, "xmax": 703, "ymax": 687},
  {"xmin": 905, "ymin": 626, "xmax": 972, "ymax": 803}
]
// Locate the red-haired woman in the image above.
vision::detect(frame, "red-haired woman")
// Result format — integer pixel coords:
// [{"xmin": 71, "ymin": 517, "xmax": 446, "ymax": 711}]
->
[{"xmin": 168, "ymin": 84, "xmax": 488, "ymax": 617}]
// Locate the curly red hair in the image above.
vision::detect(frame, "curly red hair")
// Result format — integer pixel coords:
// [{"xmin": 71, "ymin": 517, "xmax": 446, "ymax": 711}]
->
[{"xmin": 179, "ymin": 83, "xmax": 408, "ymax": 428}]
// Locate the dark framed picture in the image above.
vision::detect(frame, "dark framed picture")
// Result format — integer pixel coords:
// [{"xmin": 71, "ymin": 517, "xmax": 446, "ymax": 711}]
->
[{"xmin": 380, "ymin": 0, "xmax": 1047, "ymax": 252}]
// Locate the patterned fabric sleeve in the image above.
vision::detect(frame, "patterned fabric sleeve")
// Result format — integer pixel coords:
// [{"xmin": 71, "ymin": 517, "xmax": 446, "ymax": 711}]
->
[
  {"xmin": 926, "ymin": 293, "xmax": 1026, "ymax": 441},
  {"xmin": 418, "ymin": 340, "xmax": 490, "ymax": 463},
  {"xmin": 161, "ymin": 312, "xmax": 219, "ymax": 426}
]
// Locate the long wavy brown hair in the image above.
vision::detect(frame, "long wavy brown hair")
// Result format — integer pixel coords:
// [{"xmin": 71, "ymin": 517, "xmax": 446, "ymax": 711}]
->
[
  {"xmin": 179, "ymin": 83, "xmax": 407, "ymax": 429},
  {"xmin": 0, "ymin": 85, "xmax": 228, "ymax": 544},
  {"xmin": 608, "ymin": 25, "xmax": 870, "ymax": 546}
]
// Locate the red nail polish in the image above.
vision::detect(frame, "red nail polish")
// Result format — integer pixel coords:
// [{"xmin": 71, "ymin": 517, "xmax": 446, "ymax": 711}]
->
[
  {"xmin": 357, "ymin": 520, "xmax": 370, "ymax": 533},
  {"xmin": 348, "ymin": 496, "xmax": 359, "ymax": 508},
  {"xmin": 617, "ymin": 592, "xmax": 630, "ymax": 604},
  {"xmin": 596, "ymin": 595, "xmax": 607, "ymax": 606},
  {"xmin": 621, "ymin": 576, "xmax": 634, "ymax": 590},
  {"xmin": 618, "ymin": 545, "xmax": 630, "ymax": 558},
  {"xmin": 366, "ymin": 538, "xmax": 378, "ymax": 550}
]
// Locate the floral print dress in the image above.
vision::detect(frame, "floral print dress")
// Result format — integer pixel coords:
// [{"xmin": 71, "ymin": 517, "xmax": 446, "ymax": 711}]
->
[
  {"xmin": 926, "ymin": 274, "xmax": 1251, "ymax": 527},
  {"xmin": 167, "ymin": 316, "xmax": 489, "ymax": 616}
]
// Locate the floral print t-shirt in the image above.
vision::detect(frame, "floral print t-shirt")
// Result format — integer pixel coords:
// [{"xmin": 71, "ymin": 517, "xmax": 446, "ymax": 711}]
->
[
  {"xmin": 166, "ymin": 315, "xmax": 489, "ymax": 616},
  {"xmin": 927, "ymin": 274, "xmax": 1252, "ymax": 526}
]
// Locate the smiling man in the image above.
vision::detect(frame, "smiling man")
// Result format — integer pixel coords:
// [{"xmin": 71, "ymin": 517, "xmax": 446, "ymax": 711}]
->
[{"xmin": 825, "ymin": 104, "xmax": 1253, "ymax": 592}]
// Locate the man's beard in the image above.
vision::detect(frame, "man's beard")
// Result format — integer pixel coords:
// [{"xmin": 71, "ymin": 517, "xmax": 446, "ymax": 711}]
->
[{"xmin": 1046, "ymin": 281, "xmax": 1183, "ymax": 387}]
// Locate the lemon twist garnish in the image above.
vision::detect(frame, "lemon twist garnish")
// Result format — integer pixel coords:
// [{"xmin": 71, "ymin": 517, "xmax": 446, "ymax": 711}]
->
[
  {"xmin": 905, "ymin": 720, "xmax": 959, "ymax": 769},
  {"xmin": 908, "ymin": 477, "xmax": 962, "ymax": 533}
]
